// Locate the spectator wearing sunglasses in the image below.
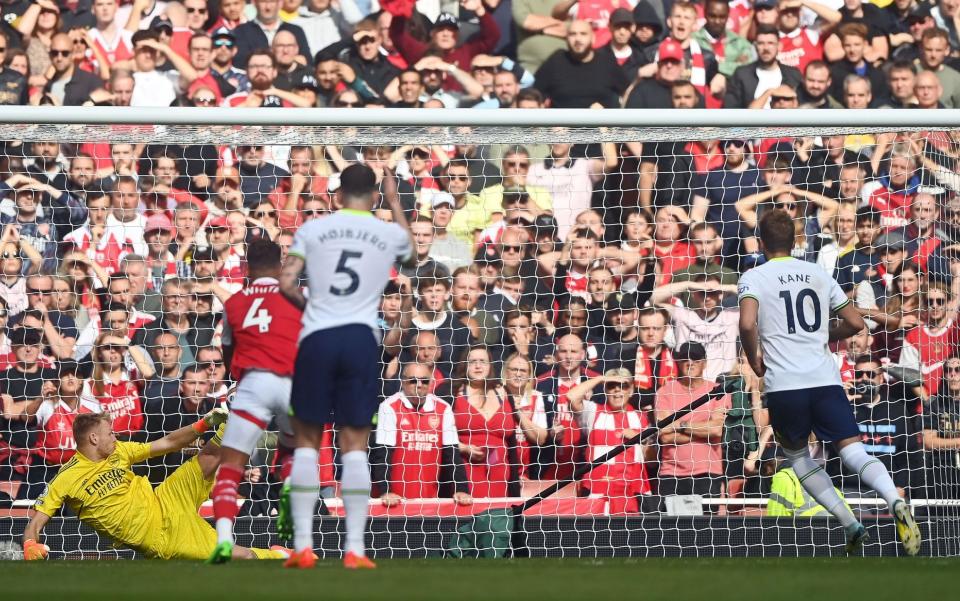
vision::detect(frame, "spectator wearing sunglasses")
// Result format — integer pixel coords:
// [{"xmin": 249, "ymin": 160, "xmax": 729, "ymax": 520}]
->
[
  {"xmin": 42, "ymin": 32, "xmax": 104, "ymax": 106},
  {"xmin": 899, "ymin": 282, "xmax": 960, "ymax": 397},
  {"xmin": 829, "ymin": 355, "xmax": 917, "ymax": 497},
  {"xmin": 333, "ymin": 20, "xmax": 400, "ymax": 98},
  {"xmin": 371, "ymin": 362, "xmax": 472, "ymax": 506},
  {"xmin": 209, "ymin": 29, "xmax": 250, "ymax": 93}
]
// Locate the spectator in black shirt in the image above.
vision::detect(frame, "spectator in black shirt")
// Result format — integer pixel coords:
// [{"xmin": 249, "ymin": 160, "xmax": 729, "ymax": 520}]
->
[
  {"xmin": 0, "ymin": 32, "xmax": 27, "ymax": 105},
  {"xmin": 0, "ymin": 327, "xmax": 54, "ymax": 455},
  {"xmin": 922, "ymin": 355, "xmax": 960, "ymax": 499},
  {"xmin": 826, "ymin": 0, "xmax": 896, "ymax": 63},
  {"xmin": 725, "ymin": 25, "xmax": 803, "ymax": 108},
  {"xmin": 623, "ymin": 39, "xmax": 685, "ymax": 108},
  {"xmin": 534, "ymin": 20, "xmax": 628, "ymax": 108},
  {"xmin": 145, "ymin": 363, "xmax": 215, "ymax": 482},
  {"xmin": 337, "ymin": 19, "xmax": 401, "ymax": 98},
  {"xmin": 829, "ymin": 23, "xmax": 889, "ymax": 104}
]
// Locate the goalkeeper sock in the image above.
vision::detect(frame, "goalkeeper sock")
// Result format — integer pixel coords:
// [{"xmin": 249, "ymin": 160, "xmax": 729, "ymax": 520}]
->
[
  {"xmin": 289, "ymin": 447, "xmax": 320, "ymax": 553},
  {"xmin": 341, "ymin": 450, "xmax": 371, "ymax": 557},
  {"xmin": 839, "ymin": 442, "xmax": 901, "ymax": 509},
  {"xmin": 212, "ymin": 463, "xmax": 243, "ymax": 545},
  {"xmin": 782, "ymin": 446, "xmax": 858, "ymax": 528}
]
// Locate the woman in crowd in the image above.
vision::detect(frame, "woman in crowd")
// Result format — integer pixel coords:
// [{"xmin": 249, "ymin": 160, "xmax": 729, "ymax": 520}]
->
[
  {"xmin": 249, "ymin": 201, "xmax": 281, "ymax": 241},
  {"xmin": 498, "ymin": 352, "xmax": 549, "ymax": 482},
  {"xmin": 860, "ymin": 262, "xmax": 922, "ymax": 364},
  {"xmin": 50, "ymin": 274, "xmax": 97, "ymax": 361},
  {"xmin": 565, "ymin": 368, "xmax": 653, "ymax": 514},
  {"xmin": 81, "ymin": 333, "xmax": 148, "ymax": 439},
  {"xmin": 816, "ymin": 203, "xmax": 858, "ymax": 275},
  {"xmin": 451, "ymin": 345, "xmax": 516, "ymax": 498},
  {"xmin": 59, "ymin": 251, "xmax": 109, "ymax": 313}
]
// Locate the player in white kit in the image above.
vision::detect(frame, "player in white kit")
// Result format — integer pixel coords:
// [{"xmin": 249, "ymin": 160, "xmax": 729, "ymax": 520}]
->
[
  {"xmin": 278, "ymin": 164, "xmax": 415, "ymax": 569},
  {"xmin": 738, "ymin": 209, "xmax": 921, "ymax": 556}
]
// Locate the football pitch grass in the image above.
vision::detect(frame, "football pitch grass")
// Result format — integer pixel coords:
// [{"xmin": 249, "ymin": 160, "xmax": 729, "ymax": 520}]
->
[{"xmin": 5, "ymin": 558, "xmax": 958, "ymax": 601}]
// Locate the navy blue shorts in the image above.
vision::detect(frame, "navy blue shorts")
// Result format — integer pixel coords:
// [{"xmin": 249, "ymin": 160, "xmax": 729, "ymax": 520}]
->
[
  {"xmin": 765, "ymin": 385, "xmax": 860, "ymax": 445},
  {"xmin": 290, "ymin": 325, "xmax": 380, "ymax": 428}
]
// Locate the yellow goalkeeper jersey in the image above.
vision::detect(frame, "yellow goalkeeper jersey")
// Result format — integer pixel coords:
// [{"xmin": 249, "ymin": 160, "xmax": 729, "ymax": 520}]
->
[{"xmin": 34, "ymin": 441, "xmax": 162, "ymax": 551}]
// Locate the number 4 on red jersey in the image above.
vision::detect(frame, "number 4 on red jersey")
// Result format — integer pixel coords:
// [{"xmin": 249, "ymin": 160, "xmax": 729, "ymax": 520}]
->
[{"xmin": 222, "ymin": 277, "xmax": 304, "ymax": 381}]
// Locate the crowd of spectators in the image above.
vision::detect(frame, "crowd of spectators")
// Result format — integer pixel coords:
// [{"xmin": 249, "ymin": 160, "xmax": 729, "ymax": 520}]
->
[{"xmin": 0, "ymin": 0, "xmax": 958, "ymax": 515}]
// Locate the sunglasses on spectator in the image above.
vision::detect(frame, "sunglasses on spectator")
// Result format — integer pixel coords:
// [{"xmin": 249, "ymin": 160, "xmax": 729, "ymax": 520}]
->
[
  {"xmin": 775, "ymin": 202, "xmax": 797, "ymax": 210},
  {"xmin": 854, "ymin": 369, "xmax": 879, "ymax": 379},
  {"xmin": 926, "ymin": 297, "xmax": 947, "ymax": 306},
  {"xmin": 28, "ymin": 287, "xmax": 52, "ymax": 295},
  {"xmin": 186, "ymin": 6, "xmax": 207, "ymax": 13},
  {"xmin": 501, "ymin": 244, "xmax": 524, "ymax": 253},
  {"xmin": 253, "ymin": 210, "xmax": 276, "ymax": 218},
  {"xmin": 49, "ymin": 49, "xmax": 71, "ymax": 57},
  {"xmin": 355, "ymin": 35, "xmax": 377, "ymax": 45},
  {"xmin": 446, "ymin": 174, "xmax": 469, "ymax": 181},
  {"xmin": 771, "ymin": 95, "xmax": 797, "ymax": 102},
  {"xmin": 945, "ymin": 365, "xmax": 960, "ymax": 374},
  {"xmin": 335, "ymin": 100, "xmax": 361, "ymax": 107},
  {"xmin": 303, "ymin": 209, "xmax": 326, "ymax": 216},
  {"xmin": 403, "ymin": 377, "xmax": 431, "ymax": 385},
  {"xmin": 213, "ymin": 39, "xmax": 234, "ymax": 48},
  {"xmin": 102, "ymin": 344, "xmax": 127, "ymax": 352},
  {"xmin": 193, "ymin": 96, "xmax": 217, "ymax": 105},
  {"xmin": 198, "ymin": 360, "xmax": 222, "ymax": 369}
]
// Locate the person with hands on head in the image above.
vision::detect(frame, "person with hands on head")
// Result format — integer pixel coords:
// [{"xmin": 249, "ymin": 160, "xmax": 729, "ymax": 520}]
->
[
  {"xmin": 21, "ymin": 407, "xmax": 291, "ymax": 561},
  {"xmin": 566, "ymin": 367, "xmax": 653, "ymax": 513},
  {"xmin": 371, "ymin": 362, "xmax": 472, "ymax": 508},
  {"xmin": 738, "ymin": 208, "xmax": 921, "ymax": 556}
]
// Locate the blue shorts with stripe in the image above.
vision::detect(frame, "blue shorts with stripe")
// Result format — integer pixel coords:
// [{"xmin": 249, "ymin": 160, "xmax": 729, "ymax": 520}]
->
[
  {"xmin": 765, "ymin": 385, "xmax": 860, "ymax": 445},
  {"xmin": 290, "ymin": 324, "xmax": 380, "ymax": 428}
]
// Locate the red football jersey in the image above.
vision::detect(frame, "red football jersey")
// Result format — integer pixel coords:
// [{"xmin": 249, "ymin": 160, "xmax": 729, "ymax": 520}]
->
[{"xmin": 222, "ymin": 277, "xmax": 303, "ymax": 380}]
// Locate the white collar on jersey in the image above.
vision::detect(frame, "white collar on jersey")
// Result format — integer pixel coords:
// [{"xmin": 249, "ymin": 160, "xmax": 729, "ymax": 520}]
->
[{"xmin": 250, "ymin": 277, "xmax": 279, "ymax": 285}]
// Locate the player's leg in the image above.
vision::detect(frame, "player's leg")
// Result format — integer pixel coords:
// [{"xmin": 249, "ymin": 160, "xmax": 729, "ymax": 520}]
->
[
  {"xmin": 284, "ymin": 331, "xmax": 336, "ymax": 568},
  {"xmin": 834, "ymin": 435, "xmax": 921, "ymax": 555},
  {"xmin": 767, "ymin": 388, "xmax": 866, "ymax": 554},
  {"xmin": 332, "ymin": 325, "xmax": 380, "ymax": 569},
  {"xmin": 210, "ymin": 373, "xmax": 289, "ymax": 563}
]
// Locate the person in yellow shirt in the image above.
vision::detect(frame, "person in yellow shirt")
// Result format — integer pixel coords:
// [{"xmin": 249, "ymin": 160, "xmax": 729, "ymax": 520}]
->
[{"xmin": 21, "ymin": 411, "xmax": 290, "ymax": 561}]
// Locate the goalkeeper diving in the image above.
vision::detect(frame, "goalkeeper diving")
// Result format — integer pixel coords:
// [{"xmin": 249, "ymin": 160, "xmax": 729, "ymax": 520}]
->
[{"xmin": 21, "ymin": 410, "xmax": 290, "ymax": 561}]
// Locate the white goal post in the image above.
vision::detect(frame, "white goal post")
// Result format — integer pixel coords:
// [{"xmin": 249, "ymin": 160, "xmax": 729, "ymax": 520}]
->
[{"xmin": 0, "ymin": 107, "xmax": 958, "ymax": 559}]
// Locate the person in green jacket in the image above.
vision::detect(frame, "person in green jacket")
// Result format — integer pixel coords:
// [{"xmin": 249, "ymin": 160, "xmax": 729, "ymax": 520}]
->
[{"xmin": 693, "ymin": 0, "xmax": 755, "ymax": 84}]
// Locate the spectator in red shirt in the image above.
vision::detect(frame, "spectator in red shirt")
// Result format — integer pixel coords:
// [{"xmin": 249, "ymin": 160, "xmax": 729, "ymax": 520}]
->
[
  {"xmin": 387, "ymin": 1, "xmax": 499, "ymax": 93},
  {"xmin": 26, "ymin": 359, "xmax": 100, "ymax": 499},
  {"xmin": 451, "ymin": 345, "xmax": 517, "ymax": 498},
  {"xmin": 499, "ymin": 352, "xmax": 550, "ymax": 481},
  {"xmin": 82, "ymin": 333, "xmax": 145, "ymax": 438},
  {"xmin": 567, "ymin": 367, "xmax": 653, "ymax": 513},
  {"xmin": 372, "ymin": 362, "xmax": 472, "ymax": 505}
]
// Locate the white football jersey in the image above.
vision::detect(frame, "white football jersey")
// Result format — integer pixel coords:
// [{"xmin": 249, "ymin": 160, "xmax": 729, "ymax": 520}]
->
[
  {"xmin": 737, "ymin": 257, "xmax": 849, "ymax": 392},
  {"xmin": 290, "ymin": 209, "xmax": 412, "ymax": 340}
]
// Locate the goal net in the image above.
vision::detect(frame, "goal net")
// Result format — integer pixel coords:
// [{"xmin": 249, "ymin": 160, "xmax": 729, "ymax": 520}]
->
[{"xmin": 0, "ymin": 108, "xmax": 958, "ymax": 558}]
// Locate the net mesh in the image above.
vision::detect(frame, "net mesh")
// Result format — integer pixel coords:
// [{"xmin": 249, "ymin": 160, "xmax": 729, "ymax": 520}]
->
[{"xmin": 0, "ymin": 120, "xmax": 958, "ymax": 559}]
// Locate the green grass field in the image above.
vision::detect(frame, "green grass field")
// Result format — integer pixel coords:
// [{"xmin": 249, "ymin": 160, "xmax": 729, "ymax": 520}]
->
[{"xmin": 4, "ymin": 558, "xmax": 958, "ymax": 601}]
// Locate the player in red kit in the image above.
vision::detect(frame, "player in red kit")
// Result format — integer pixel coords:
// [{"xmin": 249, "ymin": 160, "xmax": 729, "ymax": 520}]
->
[{"xmin": 208, "ymin": 239, "xmax": 304, "ymax": 564}]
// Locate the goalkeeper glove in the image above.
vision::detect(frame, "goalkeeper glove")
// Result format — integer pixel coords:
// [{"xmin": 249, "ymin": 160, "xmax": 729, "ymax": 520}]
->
[
  {"xmin": 22, "ymin": 539, "xmax": 48, "ymax": 561},
  {"xmin": 192, "ymin": 408, "xmax": 228, "ymax": 435}
]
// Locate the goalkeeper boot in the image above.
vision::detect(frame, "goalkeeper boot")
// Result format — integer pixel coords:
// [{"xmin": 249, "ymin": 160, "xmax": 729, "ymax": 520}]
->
[
  {"xmin": 892, "ymin": 500, "xmax": 921, "ymax": 556},
  {"xmin": 283, "ymin": 548, "xmax": 316, "ymax": 569},
  {"xmin": 343, "ymin": 552, "xmax": 377, "ymax": 570},
  {"xmin": 276, "ymin": 479, "xmax": 293, "ymax": 543},
  {"xmin": 206, "ymin": 541, "xmax": 233, "ymax": 565},
  {"xmin": 844, "ymin": 522, "xmax": 869, "ymax": 556}
]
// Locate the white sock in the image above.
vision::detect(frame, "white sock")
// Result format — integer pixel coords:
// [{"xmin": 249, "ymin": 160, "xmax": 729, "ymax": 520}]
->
[
  {"xmin": 839, "ymin": 442, "xmax": 902, "ymax": 509},
  {"xmin": 289, "ymin": 447, "xmax": 320, "ymax": 553},
  {"xmin": 340, "ymin": 450, "xmax": 371, "ymax": 557},
  {"xmin": 215, "ymin": 518, "xmax": 233, "ymax": 544},
  {"xmin": 783, "ymin": 446, "xmax": 858, "ymax": 529}
]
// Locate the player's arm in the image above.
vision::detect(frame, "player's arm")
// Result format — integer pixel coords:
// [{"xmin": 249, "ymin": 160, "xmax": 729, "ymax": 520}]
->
[
  {"xmin": 738, "ymin": 296, "xmax": 765, "ymax": 377},
  {"xmin": 828, "ymin": 299, "xmax": 865, "ymax": 343},
  {"xmin": 381, "ymin": 165, "xmax": 417, "ymax": 268},
  {"xmin": 148, "ymin": 408, "xmax": 228, "ymax": 457},
  {"xmin": 279, "ymin": 254, "xmax": 307, "ymax": 310},
  {"xmin": 22, "ymin": 511, "xmax": 51, "ymax": 559}
]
